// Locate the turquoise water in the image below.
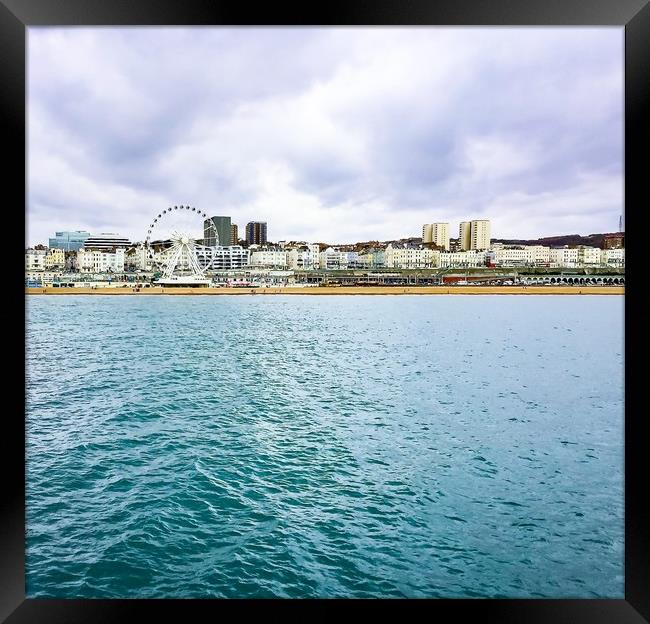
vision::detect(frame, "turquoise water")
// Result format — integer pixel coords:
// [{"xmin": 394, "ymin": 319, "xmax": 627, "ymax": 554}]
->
[{"xmin": 26, "ymin": 295, "xmax": 624, "ymax": 598}]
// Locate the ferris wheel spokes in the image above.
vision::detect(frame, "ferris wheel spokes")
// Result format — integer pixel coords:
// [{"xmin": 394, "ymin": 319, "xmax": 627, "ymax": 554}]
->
[{"xmin": 144, "ymin": 205, "xmax": 218, "ymax": 283}]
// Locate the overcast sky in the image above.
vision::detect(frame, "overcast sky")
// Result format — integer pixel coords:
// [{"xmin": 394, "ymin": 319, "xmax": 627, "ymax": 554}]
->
[{"xmin": 27, "ymin": 27, "xmax": 623, "ymax": 246}]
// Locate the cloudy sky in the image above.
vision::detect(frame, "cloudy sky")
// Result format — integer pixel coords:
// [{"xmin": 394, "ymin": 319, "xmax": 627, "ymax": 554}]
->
[{"xmin": 27, "ymin": 27, "xmax": 623, "ymax": 246}]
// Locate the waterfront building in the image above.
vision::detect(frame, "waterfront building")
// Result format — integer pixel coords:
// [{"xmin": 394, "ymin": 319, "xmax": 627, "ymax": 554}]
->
[
  {"xmin": 358, "ymin": 249, "xmax": 386, "ymax": 269},
  {"xmin": 493, "ymin": 245, "xmax": 550, "ymax": 267},
  {"xmin": 48, "ymin": 230, "xmax": 90, "ymax": 251},
  {"xmin": 602, "ymin": 248, "xmax": 625, "ymax": 268},
  {"xmin": 281, "ymin": 243, "xmax": 321, "ymax": 270},
  {"xmin": 125, "ymin": 245, "xmax": 149, "ymax": 271},
  {"xmin": 77, "ymin": 248, "xmax": 126, "ymax": 273},
  {"xmin": 246, "ymin": 222, "xmax": 268, "ymax": 245},
  {"xmin": 459, "ymin": 220, "xmax": 491, "ymax": 251},
  {"xmin": 422, "ymin": 223, "xmax": 450, "ymax": 250},
  {"xmin": 205, "ymin": 245, "xmax": 250, "ymax": 270},
  {"xmin": 319, "ymin": 248, "xmax": 351, "ymax": 270},
  {"xmin": 25, "ymin": 248, "xmax": 46, "ymax": 271},
  {"xmin": 83, "ymin": 233, "xmax": 132, "ymax": 250},
  {"xmin": 45, "ymin": 248, "xmax": 65, "ymax": 269},
  {"xmin": 249, "ymin": 250, "xmax": 289, "ymax": 268},
  {"xmin": 308, "ymin": 244, "xmax": 321, "ymax": 270},
  {"xmin": 527, "ymin": 245, "xmax": 552, "ymax": 265},
  {"xmin": 204, "ymin": 216, "xmax": 232, "ymax": 247},
  {"xmin": 439, "ymin": 250, "xmax": 487, "ymax": 268},
  {"xmin": 230, "ymin": 224, "xmax": 239, "ymax": 245},
  {"xmin": 578, "ymin": 246, "xmax": 602, "ymax": 266},
  {"xmin": 385, "ymin": 245, "xmax": 440, "ymax": 269},
  {"xmin": 286, "ymin": 247, "xmax": 306, "ymax": 270},
  {"xmin": 348, "ymin": 251, "xmax": 363, "ymax": 268},
  {"xmin": 549, "ymin": 247, "xmax": 580, "ymax": 268}
]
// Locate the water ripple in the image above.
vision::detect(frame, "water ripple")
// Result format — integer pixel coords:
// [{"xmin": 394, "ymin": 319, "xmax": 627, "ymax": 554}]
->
[{"xmin": 26, "ymin": 295, "xmax": 624, "ymax": 598}]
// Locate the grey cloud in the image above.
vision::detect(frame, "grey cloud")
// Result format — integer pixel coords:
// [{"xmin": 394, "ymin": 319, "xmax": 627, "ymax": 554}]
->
[{"xmin": 27, "ymin": 27, "xmax": 623, "ymax": 245}]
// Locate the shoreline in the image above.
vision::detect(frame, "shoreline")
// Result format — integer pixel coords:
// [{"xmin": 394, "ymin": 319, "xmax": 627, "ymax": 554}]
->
[{"xmin": 26, "ymin": 286, "xmax": 624, "ymax": 296}]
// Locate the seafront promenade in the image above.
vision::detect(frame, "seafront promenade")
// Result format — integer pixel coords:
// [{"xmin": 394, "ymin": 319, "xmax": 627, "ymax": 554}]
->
[{"xmin": 26, "ymin": 286, "xmax": 624, "ymax": 296}]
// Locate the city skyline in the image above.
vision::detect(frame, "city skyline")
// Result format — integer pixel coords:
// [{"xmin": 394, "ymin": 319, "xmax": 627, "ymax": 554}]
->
[{"xmin": 28, "ymin": 27, "xmax": 623, "ymax": 247}]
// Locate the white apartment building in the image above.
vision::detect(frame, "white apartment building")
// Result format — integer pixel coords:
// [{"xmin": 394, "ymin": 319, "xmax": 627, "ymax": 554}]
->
[
  {"xmin": 25, "ymin": 248, "xmax": 47, "ymax": 271},
  {"xmin": 77, "ymin": 248, "xmax": 126, "ymax": 273},
  {"xmin": 125, "ymin": 246, "xmax": 150, "ymax": 271},
  {"xmin": 439, "ymin": 250, "xmax": 487, "ymax": 268},
  {"xmin": 527, "ymin": 245, "xmax": 552, "ymax": 265},
  {"xmin": 602, "ymin": 248, "xmax": 625, "ymax": 267},
  {"xmin": 287, "ymin": 244, "xmax": 321, "ymax": 270},
  {"xmin": 493, "ymin": 245, "xmax": 551, "ymax": 267},
  {"xmin": 578, "ymin": 246, "xmax": 603, "ymax": 266},
  {"xmin": 549, "ymin": 247, "xmax": 579, "ymax": 268},
  {"xmin": 459, "ymin": 220, "xmax": 491, "ymax": 251},
  {"xmin": 309, "ymin": 244, "xmax": 321, "ymax": 269},
  {"xmin": 385, "ymin": 245, "xmax": 440, "ymax": 269},
  {"xmin": 249, "ymin": 250, "xmax": 288, "ymax": 268},
  {"xmin": 422, "ymin": 223, "xmax": 450, "ymax": 250},
  {"xmin": 45, "ymin": 248, "xmax": 65, "ymax": 269},
  {"xmin": 208, "ymin": 246, "xmax": 250, "ymax": 270},
  {"xmin": 319, "ymin": 248, "xmax": 350, "ymax": 270}
]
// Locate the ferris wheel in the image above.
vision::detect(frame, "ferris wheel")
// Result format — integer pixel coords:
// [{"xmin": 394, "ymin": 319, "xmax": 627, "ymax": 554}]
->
[{"xmin": 143, "ymin": 205, "xmax": 218, "ymax": 282}]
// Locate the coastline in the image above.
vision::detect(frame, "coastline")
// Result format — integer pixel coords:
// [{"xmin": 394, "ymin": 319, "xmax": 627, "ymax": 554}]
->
[{"xmin": 26, "ymin": 286, "xmax": 625, "ymax": 296}]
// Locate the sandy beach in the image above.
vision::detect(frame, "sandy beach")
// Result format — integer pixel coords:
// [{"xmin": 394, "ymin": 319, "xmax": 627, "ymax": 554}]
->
[{"xmin": 26, "ymin": 286, "xmax": 624, "ymax": 296}]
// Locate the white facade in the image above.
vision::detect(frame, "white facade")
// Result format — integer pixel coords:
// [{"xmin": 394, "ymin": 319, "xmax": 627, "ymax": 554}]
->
[
  {"xmin": 422, "ymin": 223, "xmax": 450, "ymax": 250},
  {"xmin": 385, "ymin": 245, "xmax": 439, "ymax": 269},
  {"xmin": 549, "ymin": 247, "xmax": 580, "ymax": 268},
  {"xmin": 77, "ymin": 248, "xmax": 126, "ymax": 273},
  {"xmin": 319, "ymin": 248, "xmax": 350, "ymax": 270},
  {"xmin": 125, "ymin": 246, "xmax": 150, "ymax": 271},
  {"xmin": 308, "ymin": 244, "xmax": 321, "ymax": 269},
  {"xmin": 602, "ymin": 248, "xmax": 625, "ymax": 267},
  {"xmin": 249, "ymin": 250, "xmax": 288, "ymax": 268},
  {"xmin": 439, "ymin": 250, "xmax": 487, "ymax": 268},
  {"xmin": 25, "ymin": 248, "xmax": 47, "ymax": 271},
  {"xmin": 207, "ymin": 246, "xmax": 250, "ymax": 270},
  {"xmin": 493, "ymin": 245, "xmax": 550, "ymax": 267},
  {"xmin": 287, "ymin": 245, "xmax": 322, "ymax": 270},
  {"xmin": 578, "ymin": 246, "xmax": 603, "ymax": 266}
]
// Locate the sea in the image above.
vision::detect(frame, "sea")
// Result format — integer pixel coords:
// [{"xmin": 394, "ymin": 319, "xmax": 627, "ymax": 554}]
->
[{"xmin": 25, "ymin": 295, "xmax": 624, "ymax": 598}]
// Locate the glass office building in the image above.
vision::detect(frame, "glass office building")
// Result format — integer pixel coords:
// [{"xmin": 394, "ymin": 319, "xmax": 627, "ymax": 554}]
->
[
  {"xmin": 204, "ymin": 216, "xmax": 232, "ymax": 247},
  {"xmin": 48, "ymin": 231, "xmax": 91, "ymax": 251}
]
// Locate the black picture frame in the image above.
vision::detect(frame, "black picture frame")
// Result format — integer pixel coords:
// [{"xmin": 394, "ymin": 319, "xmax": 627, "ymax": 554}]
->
[{"xmin": 3, "ymin": 0, "xmax": 646, "ymax": 621}]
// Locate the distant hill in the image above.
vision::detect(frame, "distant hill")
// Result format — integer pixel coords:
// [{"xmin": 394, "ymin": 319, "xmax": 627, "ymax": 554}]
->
[{"xmin": 493, "ymin": 233, "xmax": 622, "ymax": 249}]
